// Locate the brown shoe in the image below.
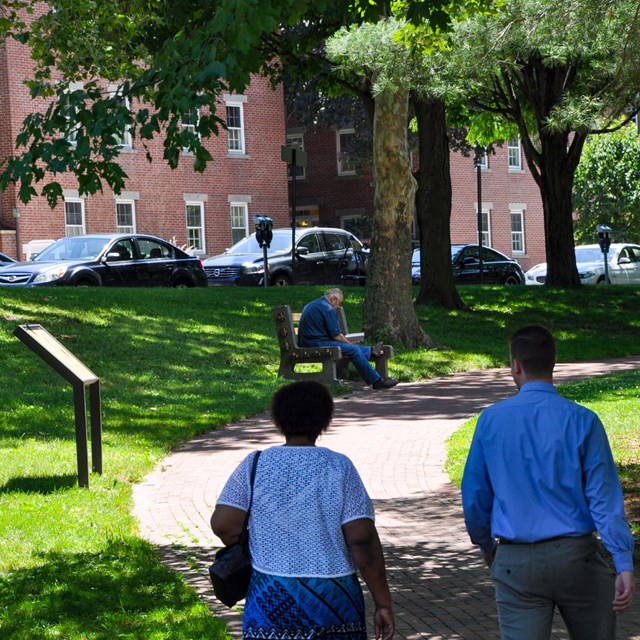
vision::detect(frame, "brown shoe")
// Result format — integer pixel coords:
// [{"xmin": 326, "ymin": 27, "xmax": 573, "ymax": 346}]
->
[{"xmin": 372, "ymin": 377, "xmax": 398, "ymax": 390}]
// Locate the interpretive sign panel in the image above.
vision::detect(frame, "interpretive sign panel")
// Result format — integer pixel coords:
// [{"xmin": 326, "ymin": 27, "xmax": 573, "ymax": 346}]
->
[{"xmin": 13, "ymin": 324, "xmax": 102, "ymax": 487}]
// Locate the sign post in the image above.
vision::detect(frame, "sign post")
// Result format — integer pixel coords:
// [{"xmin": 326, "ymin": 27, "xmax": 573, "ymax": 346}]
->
[{"xmin": 13, "ymin": 324, "xmax": 102, "ymax": 488}]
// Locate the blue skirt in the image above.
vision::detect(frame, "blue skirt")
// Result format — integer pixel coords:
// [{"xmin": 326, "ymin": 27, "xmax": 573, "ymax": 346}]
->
[{"xmin": 242, "ymin": 569, "xmax": 367, "ymax": 640}]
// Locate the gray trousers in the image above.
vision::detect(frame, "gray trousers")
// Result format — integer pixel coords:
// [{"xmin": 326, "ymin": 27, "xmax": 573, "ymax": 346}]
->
[{"xmin": 491, "ymin": 535, "xmax": 616, "ymax": 640}]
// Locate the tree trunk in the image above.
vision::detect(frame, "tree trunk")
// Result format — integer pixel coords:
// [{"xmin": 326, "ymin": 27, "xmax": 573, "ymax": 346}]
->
[
  {"xmin": 536, "ymin": 130, "xmax": 586, "ymax": 287},
  {"xmin": 364, "ymin": 88, "xmax": 437, "ymax": 348},
  {"xmin": 510, "ymin": 59, "xmax": 586, "ymax": 287},
  {"xmin": 413, "ymin": 97, "xmax": 467, "ymax": 309}
]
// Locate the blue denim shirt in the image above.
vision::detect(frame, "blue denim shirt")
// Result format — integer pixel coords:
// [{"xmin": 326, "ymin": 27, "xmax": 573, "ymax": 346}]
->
[
  {"xmin": 461, "ymin": 381, "xmax": 634, "ymax": 573},
  {"xmin": 298, "ymin": 296, "xmax": 341, "ymax": 345}
]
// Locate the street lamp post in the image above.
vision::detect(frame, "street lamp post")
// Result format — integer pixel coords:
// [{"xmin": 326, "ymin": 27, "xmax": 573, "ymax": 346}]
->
[
  {"xmin": 12, "ymin": 207, "xmax": 21, "ymax": 261},
  {"xmin": 474, "ymin": 145, "xmax": 485, "ymax": 284}
]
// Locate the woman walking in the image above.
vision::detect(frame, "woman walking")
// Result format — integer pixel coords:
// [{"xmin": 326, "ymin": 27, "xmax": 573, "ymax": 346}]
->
[{"xmin": 211, "ymin": 380, "xmax": 394, "ymax": 640}]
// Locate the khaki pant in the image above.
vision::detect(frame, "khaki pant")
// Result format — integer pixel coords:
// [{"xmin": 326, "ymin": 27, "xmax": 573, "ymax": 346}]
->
[{"xmin": 492, "ymin": 535, "xmax": 616, "ymax": 640}]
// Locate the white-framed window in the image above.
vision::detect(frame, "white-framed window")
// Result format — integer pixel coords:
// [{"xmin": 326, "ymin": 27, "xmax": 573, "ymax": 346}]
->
[
  {"xmin": 474, "ymin": 207, "xmax": 492, "ymax": 247},
  {"xmin": 481, "ymin": 211, "xmax": 491, "ymax": 247},
  {"xmin": 64, "ymin": 199, "xmax": 86, "ymax": 237},
  {"xmin": 226, "ymin": 102, "xmax": 245, "ymax": 154},
  {"xmin": 109, "ymin": 86, "xmax": 132, "ymax": 149},
  {"xmin": 337, "ymin": 128, "xmax": 356, "ymax": 175},
  {"xmin": 63, "ymin": 82, "xmax": 83, "ymax": 145},
  {"xmin": 181, "ymin": 108, "xmax": 199, "ymax": 152},
  {"xmin": 286, "ymin": 132, "xmax": 306, "ymax": 180},
  {"xmin": 116, "ymin": 200, "xmax": 136, "ymax": 233},
  {"xmin": 291, "ymin": 204, "xmax": 320, "ymax": 228},
  {"xmin": 230, "ymin": 203, "xmax": 249, "ymax": 245},
  {"xmin": 475, "ymin": 149, "xmax": 489, "ymax": 170},
  {"xmin": 508, "ymin": 137, "xmax": 522, "ymax": 170},
  {"xmin": 510, "ymin": 207, "xmax": 526, "ymax": 254},
  {"xmin": 185, "ymin": 202, "xmax": 204, "ymax": 251}
]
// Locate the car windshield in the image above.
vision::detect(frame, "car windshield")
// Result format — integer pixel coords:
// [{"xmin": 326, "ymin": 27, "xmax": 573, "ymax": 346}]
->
[
  {"xmin": 33, "ymin": 237, "xmax": 109, "ymax": 261},
  {"xmin": 574, "ymin": 247, "xmax": 604, "ymax": 263},
  {"xmin": 225, "ymin": 232, "xmax": 292, "ymax": 255}
]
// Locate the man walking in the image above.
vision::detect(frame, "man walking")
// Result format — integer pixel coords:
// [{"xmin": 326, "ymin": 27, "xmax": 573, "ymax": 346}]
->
[
  {"xmin": 461, "ymin": 325, "xmax": 635, "ymax": 639},
  {"xmin": 298, "ymin": 288, "xmax": 398, "ymax": 390}
]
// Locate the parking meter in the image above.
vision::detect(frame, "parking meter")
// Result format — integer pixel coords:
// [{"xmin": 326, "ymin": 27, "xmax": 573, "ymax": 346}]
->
[
  {"xmin": 596, "ymin": 224, "xmax": 612, "ymax": 284},
  {"xmin": 255, "ymin": 215, "xmax": 273, "ymax": 249},
  {"xmin": 254, "ymin": 216, "xmax": 273, "ymax": 287}
]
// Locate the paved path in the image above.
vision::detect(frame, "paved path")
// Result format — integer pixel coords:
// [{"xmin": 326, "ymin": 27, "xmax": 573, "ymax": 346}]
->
[{"xmin": 133, "ymin": 358, "xmax": 640, "ymax": 639}]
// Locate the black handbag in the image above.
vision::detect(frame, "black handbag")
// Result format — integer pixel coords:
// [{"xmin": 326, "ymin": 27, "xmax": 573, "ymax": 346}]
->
[{"xmin": 209, "ymin": 451, "xmax": 261, "ymax": 607}]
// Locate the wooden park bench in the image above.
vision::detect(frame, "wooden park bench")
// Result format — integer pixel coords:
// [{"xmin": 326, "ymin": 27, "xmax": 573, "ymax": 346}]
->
[{"xmin": 273, "ymin": 304, "xmax": 393, "ymax": 385}]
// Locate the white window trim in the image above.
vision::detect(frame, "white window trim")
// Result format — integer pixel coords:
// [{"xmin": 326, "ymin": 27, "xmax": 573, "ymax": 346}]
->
[
  {"xmin": 230, "ymin": 202, "xmax": 249, "ymax": 244},
  {"xmin": 108, "ymin": 84, "xmax": 133, "ymax": 149},
  {"xmin": 508, "ymin": 137, "xmax": 522, "ymax": 171},
  {"xmin": 181, "ymin": 108, "xmax": 200, "ymax": 153},
  {"xmin": 476, "ymin": 151, "xmax": 489, "ymax": 170},
  {"xmin": 64, "ymin": 82, "xmax": 84, "ymax": 146},
  {"xmin": 225, "ymin": 99, "xmax": 246, "ymax": 155},
  {"xmin": 509, "ymin": 204, "xmax": 526, "ymax": 255},
  {"xmin": 185, "ymin": 201, "xmax": 205, "ymax": 254},
  {"xmin": 475, "ymin": 203, "xmax": 493, "ymax": 247},
  {"xmin": 64, "ymin": 198, "xmax": 86, "ymax": 237},
  {"xmin": 286, "ymin": 132, "xmax": 306, "ymax": 180},
  {"xmin": 115, "ymin": 199, "xmax": 137, "ymax": 234},
  {"xmin": 337, "ymin": 128, "xmax": 356, "ymax": 176}
]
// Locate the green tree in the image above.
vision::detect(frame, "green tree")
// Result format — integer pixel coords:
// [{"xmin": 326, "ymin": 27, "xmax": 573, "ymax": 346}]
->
[
  {"xmin": 328, "ymin": 19, "xmax": 435, "ymax": 346},
  {"xmin": 573, "ymin": 124, "xmax": 640, "ymax": 244},
  {"xmin": 453, "ymin": 0, "xmax": 640, "ymax": 286}
]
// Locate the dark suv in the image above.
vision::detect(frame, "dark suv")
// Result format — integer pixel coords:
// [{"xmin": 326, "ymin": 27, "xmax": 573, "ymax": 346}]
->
[{"xmin": 203, "ymin": 227, "xmax": 367, "ymax": 286}]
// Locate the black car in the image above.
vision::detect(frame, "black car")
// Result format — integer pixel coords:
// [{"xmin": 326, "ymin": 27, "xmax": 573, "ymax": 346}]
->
[
  {"xmin": 412, "ymin": 244, "xmax": 525, "ymax": 285},
  {"xmin": 0, "ymin": 233, "xmax": 207, "ymax": 287},
  {"xmin": 0, "ymin": 251, "xmax": 17, "ymax": 268},
  {"xmin": 203, "ymin": 227, "xmax": 367, "ymax": 286}
]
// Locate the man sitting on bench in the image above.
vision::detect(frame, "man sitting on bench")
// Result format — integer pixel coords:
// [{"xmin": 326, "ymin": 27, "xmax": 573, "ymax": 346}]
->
[{"xmin": 298, "ymin": 288, "xmax": 398, "ymax": 390}]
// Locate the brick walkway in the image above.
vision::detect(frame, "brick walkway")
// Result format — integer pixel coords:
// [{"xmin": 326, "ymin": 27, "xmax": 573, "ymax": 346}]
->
[{"xmin": 132, "ymin": 358, "xmax": 640, "ymax": 639}]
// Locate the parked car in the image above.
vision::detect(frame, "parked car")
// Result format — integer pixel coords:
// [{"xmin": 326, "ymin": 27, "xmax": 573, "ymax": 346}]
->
[
  {"xmin": 412, "ymin": 244, "xmax": 525, "ymax": 285},
  {"xmin": 0, "ymin": 233, "xmax": 207, "ymax": 287},
  {"xmin": 0, "ymin": 251, "xmax": 17, "ymax": 267},
  {"xmin": 525, "ymin": 243, "xmax": 640, "ymax": 285},
  {"xmin": 203, "ymin": 227, "xmax": 368, "ymax": 286}
]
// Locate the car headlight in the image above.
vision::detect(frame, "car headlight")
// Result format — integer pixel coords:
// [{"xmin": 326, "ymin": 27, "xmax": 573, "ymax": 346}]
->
[
  {"xmin": 242, "ymin": 263, "xmax": 266, "ymax": 274},
  {"xmin": 33, "ymin": 264, "xmax": 69, "ymax": 283},
  {"xmin": 579, "ymin": 271, "xmax": 596, "ymax": 280}
]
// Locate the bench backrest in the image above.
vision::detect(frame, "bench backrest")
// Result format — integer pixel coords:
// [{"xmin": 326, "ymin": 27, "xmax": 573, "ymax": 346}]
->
[{"xmin": 273, "ymin": 305, "xmax": 298, "ymax": 352}]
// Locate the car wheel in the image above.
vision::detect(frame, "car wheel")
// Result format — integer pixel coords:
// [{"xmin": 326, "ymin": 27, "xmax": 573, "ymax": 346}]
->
[
  {"xmin": 173, "ymin": 279, "xmax": 191, "ymax": 288},
  {"xmin": 503, "ymin": 273, "xmax": 521, "ymax": 285},
  {"xmin": 270, "ymin": 273, "xmax": 291, "ymax": 286},
  {"xmin": 596, "ymin": 276, "xmax": 607, "ymax": 284},
  {"xmin": 75, "ymin": 278, "xmax": 98, "ymax": 286}
]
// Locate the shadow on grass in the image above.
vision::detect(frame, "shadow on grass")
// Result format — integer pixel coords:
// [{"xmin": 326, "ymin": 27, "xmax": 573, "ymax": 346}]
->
[
  {"xmin": 0, "ymin": 474, "xmax": 77, "ymax": 495},
  {"xmin": 0, "ymin": 537, "xmax": 228, "ymax": 640}
]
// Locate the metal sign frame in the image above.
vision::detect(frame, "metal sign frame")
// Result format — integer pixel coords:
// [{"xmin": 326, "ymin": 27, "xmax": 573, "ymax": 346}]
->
[{"xmin": 13, "ymin": 324, "xmax": 102, "ymax": 488}]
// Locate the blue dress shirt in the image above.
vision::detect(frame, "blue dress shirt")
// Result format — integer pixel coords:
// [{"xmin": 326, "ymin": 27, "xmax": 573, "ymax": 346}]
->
[
  {"xmin": 298, "ymin": 296, "xmax": 341, "ymax": 344},
  {"xmin": 461, "ymin": 381, "xmax": 634, "ymax": 573}
]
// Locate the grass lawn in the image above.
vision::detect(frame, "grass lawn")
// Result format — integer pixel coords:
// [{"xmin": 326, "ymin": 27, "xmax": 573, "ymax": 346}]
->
[{"xmin": 0, "ymin": 284, "xmax": 639, "ymax": 638}]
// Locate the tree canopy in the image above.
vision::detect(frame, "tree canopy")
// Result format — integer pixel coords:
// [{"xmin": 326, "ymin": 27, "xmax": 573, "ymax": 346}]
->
[
  {"xmin": 573, "ymin": 123, "xmax": 640, "ymax": 245},
  {"xmin": 452, "ymin": 0, "xmax": 640, "ymax": 286}
]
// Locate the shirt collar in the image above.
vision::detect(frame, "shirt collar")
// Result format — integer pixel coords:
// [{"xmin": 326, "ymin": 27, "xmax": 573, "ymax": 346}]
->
[{"xmin": 518, "ymin": 381, "xmax": 558, "ymax": 395}]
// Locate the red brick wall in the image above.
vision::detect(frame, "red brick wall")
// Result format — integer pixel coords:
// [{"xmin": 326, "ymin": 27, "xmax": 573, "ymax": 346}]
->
[{"xmin": 0, "ymin": 37, "xmax": 289, "ymax": 259}]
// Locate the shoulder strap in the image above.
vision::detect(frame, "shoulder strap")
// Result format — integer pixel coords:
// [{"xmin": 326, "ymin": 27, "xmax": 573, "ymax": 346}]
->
[{"xmin": 242, "ymin": 451, "xmax": 261, "ymax": 530}]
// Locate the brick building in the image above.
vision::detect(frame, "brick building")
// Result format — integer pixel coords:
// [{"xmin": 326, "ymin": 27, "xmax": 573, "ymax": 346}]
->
[
  {"xmin": 0, "ymin": 35, "xmax": 291, "ymax": 261},
  {"xmin": 285, "ymin": 127, "xmax": 545, "ymax": 272}
]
